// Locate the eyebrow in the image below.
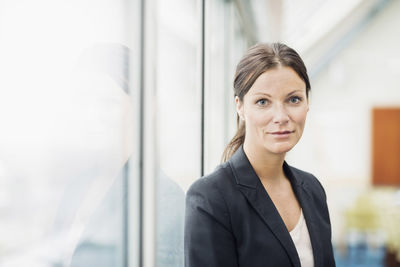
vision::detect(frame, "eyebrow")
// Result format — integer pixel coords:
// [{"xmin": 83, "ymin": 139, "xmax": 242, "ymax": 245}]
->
[{"xmin": 253, "ymin": 90, "xmax": 304, "ymax": 97}]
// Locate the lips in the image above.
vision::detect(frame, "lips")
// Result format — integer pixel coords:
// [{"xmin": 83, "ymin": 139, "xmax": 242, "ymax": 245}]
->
[{"xmin": 271, "ymin": 130, "xmax": 294, "ymax": 134}]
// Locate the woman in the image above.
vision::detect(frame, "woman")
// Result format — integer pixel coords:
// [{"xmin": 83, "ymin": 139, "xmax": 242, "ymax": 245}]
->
[{"xmin": 184, "ymin": 43, "xmax": 335, "ymax": 267}]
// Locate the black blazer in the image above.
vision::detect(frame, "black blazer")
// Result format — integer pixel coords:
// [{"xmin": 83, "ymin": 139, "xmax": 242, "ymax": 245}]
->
[{"xmin": 184, "ymin": 145, "xmax": 335, "ymax": 267}]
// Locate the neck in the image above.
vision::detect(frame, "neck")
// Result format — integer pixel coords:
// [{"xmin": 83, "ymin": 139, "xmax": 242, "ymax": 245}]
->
[{"xmin": 243, "ymin": 140, "xmax": 286, "ymax": 184}]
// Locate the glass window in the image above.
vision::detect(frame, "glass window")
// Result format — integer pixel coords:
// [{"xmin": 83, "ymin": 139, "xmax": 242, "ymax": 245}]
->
[
  {"xmin": 204, "ymin": 0, "xmax": 249, "ymax": 174},
  {"xmin": 0, "ymin": 1, "xmax": 138, "ymax": 266},
  {"xmin": 153, "ymin": 0, "xmax": 202, "ymax": 266}
]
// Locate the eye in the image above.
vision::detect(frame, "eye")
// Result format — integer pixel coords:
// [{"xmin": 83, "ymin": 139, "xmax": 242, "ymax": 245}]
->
[
  {"xmin": 289, "ymin": 96, "xmax": 302, "ymax": 104},
  {"xmin": 256, "ymin": 99, "xmax": 268, "ymax": 106}
]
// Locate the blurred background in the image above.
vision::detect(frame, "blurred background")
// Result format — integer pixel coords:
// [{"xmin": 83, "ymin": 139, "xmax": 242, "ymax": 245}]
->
[{"xmin": 0, "ymin": 0, "xmax": 399, "ymax": 266}]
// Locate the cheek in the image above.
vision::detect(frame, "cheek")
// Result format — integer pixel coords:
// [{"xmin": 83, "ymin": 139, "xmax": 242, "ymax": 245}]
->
[
  {"xmin": 246, "ymin": 109, "xmax": 269, "ymax": 128},
  {"xmin": 291, "ymin": 107, "xmax": 308, "ymax": 127}
]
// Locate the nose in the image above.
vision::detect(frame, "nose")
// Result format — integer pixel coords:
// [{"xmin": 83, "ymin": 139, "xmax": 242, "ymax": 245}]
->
[{"xmin": 272, "ymin": 103, "xmax": 289, "ymax": 124}]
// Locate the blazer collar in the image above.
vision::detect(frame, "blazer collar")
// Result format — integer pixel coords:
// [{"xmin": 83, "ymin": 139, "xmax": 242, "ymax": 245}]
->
[
  {"xmin": 228, "ymin": 144, "xmax": 322, "ymax": 267},
  {"xmin": 228, "ymin": 144, "xmax": 303, "ymax": 189}
]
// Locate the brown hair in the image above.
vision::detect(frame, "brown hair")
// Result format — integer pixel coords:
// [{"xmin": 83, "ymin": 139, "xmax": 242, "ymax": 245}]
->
[{"xmin": 221, "ymin": 42, "xmax": 311, "ymax": 162}]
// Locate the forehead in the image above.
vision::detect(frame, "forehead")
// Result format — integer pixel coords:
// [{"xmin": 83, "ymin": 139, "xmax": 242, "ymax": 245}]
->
[{"xmin": 247, "ymin": 66, "xmax": 306, "ymax": 96}]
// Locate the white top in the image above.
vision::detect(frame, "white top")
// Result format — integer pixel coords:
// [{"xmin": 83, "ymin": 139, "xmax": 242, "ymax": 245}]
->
[{"xmin": 289, "ymin": 209, "xmax": 314, "ymax": 267}]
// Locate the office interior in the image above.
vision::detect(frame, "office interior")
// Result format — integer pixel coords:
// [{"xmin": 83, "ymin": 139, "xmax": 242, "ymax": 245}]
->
[{"xmin": 0, "ymin": 0, "xmax": 399, "ymax": 266}]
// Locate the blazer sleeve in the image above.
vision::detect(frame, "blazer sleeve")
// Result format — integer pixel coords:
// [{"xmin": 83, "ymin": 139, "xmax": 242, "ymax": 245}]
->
[{"xmin": 184, "ymin": 177, "xmax": 239, "ymax": 267}]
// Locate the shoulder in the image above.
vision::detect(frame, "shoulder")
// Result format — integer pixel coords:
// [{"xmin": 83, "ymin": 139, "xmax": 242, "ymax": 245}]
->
[
  {"xmin": 186, "ymin": 162, "xmax": 237, "ymax": 215},
  {"xmin": 185, "ymin": 162, "xmax": 234, "ymax": 230},
  {"xmin": 187, "ymin": 162, "xmax": 234, "ymax": 198},
  {"xmin": 288, "ymin": 164, "xmax": 327, "ymax": 201}
]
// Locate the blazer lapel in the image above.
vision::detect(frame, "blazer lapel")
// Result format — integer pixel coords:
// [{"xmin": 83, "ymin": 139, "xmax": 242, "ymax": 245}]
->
[
  {"xmin": 291, "ymin": 176, "xmax": 323, "ymax": 267},
  {"xmin": 228, "ymin": 145, "xmax": 301, "ymax": 267}
]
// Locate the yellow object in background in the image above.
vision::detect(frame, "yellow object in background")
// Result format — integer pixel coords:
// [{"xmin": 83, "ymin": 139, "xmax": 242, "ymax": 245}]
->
[
  {"xmin": 345, "ymin": 193, "xmax": 380, "ymax": 231},
  {"xmin": 345, "ymin": 188, "xmax": 400, "ymax": 262}
]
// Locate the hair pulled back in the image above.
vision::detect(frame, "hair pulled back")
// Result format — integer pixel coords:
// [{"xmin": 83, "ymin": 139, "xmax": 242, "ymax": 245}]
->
[{"xmin": 221, "ymin": 42, "xmax": 311, "ymax": 162}]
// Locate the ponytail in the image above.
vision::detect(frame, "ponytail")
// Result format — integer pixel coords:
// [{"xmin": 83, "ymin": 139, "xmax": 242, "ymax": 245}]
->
[{"xmin": 221, "ymin": 114, "xmax": 245, "ymax": 163}]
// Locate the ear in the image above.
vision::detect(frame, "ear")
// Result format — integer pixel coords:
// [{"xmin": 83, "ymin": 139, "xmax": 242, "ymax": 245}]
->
[{"xmin": 235, "ymin": 96, "xmax": 244, "ymax": 119}]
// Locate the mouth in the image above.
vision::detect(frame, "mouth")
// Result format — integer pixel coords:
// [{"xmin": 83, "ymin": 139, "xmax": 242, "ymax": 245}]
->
[{"xmin": 270, "ymin": 130, "xmax": 295, "ymax": 135}]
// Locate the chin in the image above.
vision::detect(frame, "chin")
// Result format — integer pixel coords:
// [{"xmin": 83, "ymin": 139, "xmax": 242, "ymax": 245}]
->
[{"xmin": 265, "ymin": 143, "xmax": 294, "ymax": 154}]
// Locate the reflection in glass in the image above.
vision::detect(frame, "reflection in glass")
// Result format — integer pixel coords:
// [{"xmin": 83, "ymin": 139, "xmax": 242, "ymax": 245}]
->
[
  {"xmin": 155, "ymin": 0, "xmax": 201, "ymax": 266},
  {"xmin": 0, "ymin": 1, "xmax": 134, "ymax": 266}
]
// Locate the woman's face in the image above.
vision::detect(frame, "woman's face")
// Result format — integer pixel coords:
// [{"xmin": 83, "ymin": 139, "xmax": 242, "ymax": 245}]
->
[{"xmin": 235, "ymin": 66, "xmax": 309, "ymax": 155}]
